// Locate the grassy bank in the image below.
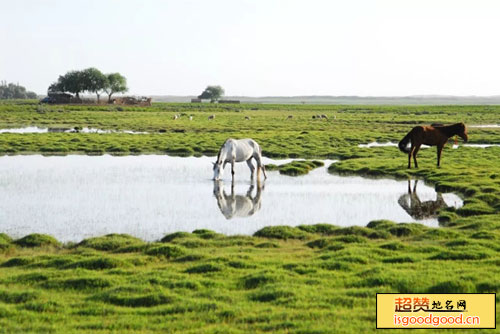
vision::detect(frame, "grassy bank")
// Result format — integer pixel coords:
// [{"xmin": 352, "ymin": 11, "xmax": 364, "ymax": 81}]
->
[
  {"xmin": 0, "ymin": 225, "xmax": 499, "ymax": 334},
  {"xmin": 0, "ymin": 101, "xmax": 499, "ymax": 157}
]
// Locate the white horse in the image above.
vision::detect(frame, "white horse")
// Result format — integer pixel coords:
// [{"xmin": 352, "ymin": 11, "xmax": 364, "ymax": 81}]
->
[{"xmin": 212, "ymin": 138, "xmax": 267, "ymax": 181}]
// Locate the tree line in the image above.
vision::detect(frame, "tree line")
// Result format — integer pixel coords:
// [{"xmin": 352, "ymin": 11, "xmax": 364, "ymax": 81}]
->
[
  {"xmin": 49, "ymin": 68, "xmax": 128, "ymax": 103},
  {"xmin": 0, "ymin": 81, "xmax": 37, "ymax": 99}
]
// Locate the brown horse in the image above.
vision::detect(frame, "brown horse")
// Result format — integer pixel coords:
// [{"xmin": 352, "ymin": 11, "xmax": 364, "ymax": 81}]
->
[{"xmin": 398, "ymin": 123, "xmax": 468, "ymax": 168}]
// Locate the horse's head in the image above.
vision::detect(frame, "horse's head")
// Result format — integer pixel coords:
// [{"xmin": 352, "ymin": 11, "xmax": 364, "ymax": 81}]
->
[
  {"xmin": 458, "ymin": 122, "xmax": 468, "ymax": 143},
  {"xmin": 212, "ymin": 162, "xmax": 222, "ymax": 180}
]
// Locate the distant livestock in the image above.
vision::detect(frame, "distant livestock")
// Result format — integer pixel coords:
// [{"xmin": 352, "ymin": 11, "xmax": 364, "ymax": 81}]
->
[
  {"xmin": 320, "ymin": 114, "xmax": 328, "ymax": 119},
  {"xmin": 189, "ymin": 116, "xmax": 193, "ymax": 121},
  {"xmin": 173, "ymin": 114, "xmax": 179, "ymax": 120},
  {"xmin": 287, "ymin": 115, "xmax": 293, "ymax": 120},
  {"xmin": 245, "ymin": 116, "xmax": 251, "ymax": 120},
  {"xmin": 208, "ymin": 114, "xmax": 215, "ymax": 120}
]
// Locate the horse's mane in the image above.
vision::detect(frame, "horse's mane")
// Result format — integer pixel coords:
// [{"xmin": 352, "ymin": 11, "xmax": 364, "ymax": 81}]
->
[
  {"xmin": 215, "ymin": 139, "xmax": 229, "ymax": 163},
  {"xmin": 215, "ymin": 146, "xmax": 223, "ymax": 163},
  {"xmin": 434, "ymin": 123, "xmax": 465, "ymax": 137}
]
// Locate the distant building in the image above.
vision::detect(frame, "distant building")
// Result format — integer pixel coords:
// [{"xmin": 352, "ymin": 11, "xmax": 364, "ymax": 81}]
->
[
  {"xmin": 42, "ymin": 92, "xmax": 73, "ymax": 104},
  {"xmin": 113, "ymin": 96, "xmax": 152, "ymax": 106},
  {"xmin": 191, "ymin": 98, "xmax": 202, "ymax": 103}
]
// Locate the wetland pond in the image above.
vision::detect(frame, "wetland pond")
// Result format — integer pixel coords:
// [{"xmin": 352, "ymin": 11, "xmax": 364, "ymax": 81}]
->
[{"xmin": 0, "ymin": 155, "xmax": 463, "ymax": 242}]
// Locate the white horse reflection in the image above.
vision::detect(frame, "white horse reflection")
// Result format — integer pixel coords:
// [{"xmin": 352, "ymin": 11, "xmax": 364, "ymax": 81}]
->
[
  {"xmin": 213, "ymin": 180, "xmax": 264, "ymax": 220},
  {"xmin": 398, "ymin": 180, "xmax": 447, "ymax": 220}
]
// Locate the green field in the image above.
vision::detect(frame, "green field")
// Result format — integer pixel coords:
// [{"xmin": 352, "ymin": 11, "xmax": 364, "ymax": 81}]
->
[{"xmin": 0, "ymin": 100, "xmax": 499, "ymax": 333}]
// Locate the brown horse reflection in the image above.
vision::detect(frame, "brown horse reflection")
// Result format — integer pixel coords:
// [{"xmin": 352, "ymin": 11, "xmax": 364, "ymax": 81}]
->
[
  {"xmin": 213, "ymin": 180, "xmax": 263, "ymax": 219},
  {"xmin": 398, "ymin": 180, "xmax": 447, "ymax": 220},
  {"xmin": 398, "ymin": 123, "xmax": 468, "ymax": 168}
]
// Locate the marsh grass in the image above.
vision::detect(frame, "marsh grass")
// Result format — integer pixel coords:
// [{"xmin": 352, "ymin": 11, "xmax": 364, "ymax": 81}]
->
[
  {"xmin": 0, "ymin": 101, "xmax": 499, "ymax": 333},
  {"xmin": 0, "ymin": 226, "xmax": 497, "ymax": 333}
]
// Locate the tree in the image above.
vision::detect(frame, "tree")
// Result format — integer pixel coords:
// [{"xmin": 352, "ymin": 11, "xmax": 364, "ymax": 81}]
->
[
  {"xmin": 198, "ymin": 85, "xmax": 225, "ymax": 103},
  {"xmin": 82, "ymin": 68, "xmax": 107, "ymax": 103},
  {"xmin": 0, "ymin": 81, "xmax": 37, "ymax": 99},
  {"xmin": 103, "ymin": 73, "xmax": 128, "ymax": 103},
  {"xmin": 52, "ymin": 70, "xmax": 86, "ymax": 99}
]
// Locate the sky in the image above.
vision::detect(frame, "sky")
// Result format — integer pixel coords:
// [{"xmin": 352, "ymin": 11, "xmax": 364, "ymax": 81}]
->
[{"xmin": 1, "ymin": 0, "xmax": 500, "ymax": 96}]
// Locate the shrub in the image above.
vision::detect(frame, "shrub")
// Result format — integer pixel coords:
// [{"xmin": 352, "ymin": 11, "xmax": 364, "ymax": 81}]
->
[
  {"xmin": 14, "ymin": 234, "xmax": 61, "ymax": 248},
  {"xmin": 95, "ymin": 287, "xmax": 173, "ymax": 307},
  {"xmin": 1, "ymin": 257, "xmax": 35, "ymax": 267},
  {"xmin": 366, "ymin": 220, "xmax": 397, "ymax": 230},
  {"xmin": 298, "ymin": 224, "xmax": 339, "ymax": 235},
  {"xmin": 161, "ymin": 232, "xmax": 192, "ymax": 243},
  {"xmin": 242, "ymin": 273, "xmax": 277, "ymax": 289},
  {"xmin": 0, "ymin": 290, "xmax": 39, "ymax": 304},
  {"xmin": 145, "ymin": 245, "xmax": 186, "ymax": 259},
  {"xmin": 65, "ymin": 257, "xmax": 127, "ymax": 270},
  {"xmin": 185, "ymin": 263, "xmax": 222, "ymax": 274},
  {"xmin": 254, "ymin": 226, "xmax": 308, "ymax": 240},
  {"xmin": 427, "ymin": 281, "xmax": 476, "ymax": 293},
  {"xmin": 249, "ymin": 287, "xmax": 295, "ymax": 303},
  {"xmin": 77, "ymin": 234, "xmax": 144, "ymax": 251},
  {"xmin": 45, "ymin": 277, "xmax": 112, "ymax": 290}
]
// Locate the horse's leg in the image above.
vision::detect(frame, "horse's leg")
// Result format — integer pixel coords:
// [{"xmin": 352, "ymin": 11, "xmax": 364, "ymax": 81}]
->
[
  {"xmin": 436, "ymin": 145, "xmax": 444, "ymax": 167},
  {"xmin": 254, "ymin": 154, "xmax": 266, "ymax": 180},
  {"xmin": 231, "ymin": 160, "xmax": 235, "ymax": 182},
  {"xmin": 246, "ymin": 184, "xmax": 254, "ymax": 197},
  {"xmin": 412, "ymin": 144, "xmax": 421, "ymax": 168},
  {"xmin": 408, "ymin": 147, "xmax": 413, "ymax": 169},
  {"xmin": 246, "ymin": 159, "xmax": 255, "ymax": 180}
]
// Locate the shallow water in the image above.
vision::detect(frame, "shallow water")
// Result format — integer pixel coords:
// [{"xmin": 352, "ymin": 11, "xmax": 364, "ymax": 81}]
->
[
  {"xmin": 0, "ymin": 126, "xmax": 147, "ymax": 134},
  {"xmin": 469, "ymin": 124, "xmax": 500, "ymax": 128},
  {"xmin": 359, "ymin": 142, "xmax": 500, "ymax": 148},
  {"xmin": 0, "ymin": 155, "xmax": 462, "ymax": 242}
]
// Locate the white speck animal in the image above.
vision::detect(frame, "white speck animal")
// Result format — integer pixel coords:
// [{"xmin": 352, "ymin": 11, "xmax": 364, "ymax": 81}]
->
[
  {"xmin": 189, "ymin": 116, "xmax": 193, "ymax": 121},
  {"xmin": 173, "ymin": 114, "xmax": 179, "ymax": 120}
]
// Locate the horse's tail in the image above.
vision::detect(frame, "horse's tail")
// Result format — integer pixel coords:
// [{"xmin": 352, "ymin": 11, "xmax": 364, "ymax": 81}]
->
[{"xmin": 398, "ymin": 131, "xmax": 412, "ymax": 153}]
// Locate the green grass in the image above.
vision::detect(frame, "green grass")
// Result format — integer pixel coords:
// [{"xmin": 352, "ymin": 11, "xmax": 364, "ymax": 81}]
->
[
  {"xmin": 267, "ymin": 160, "xmax": 325, "ymax": 176},
  {"xmin": 0, "ymin": 227, "xmax": 498, "ymax": 333},
  {"xmin": 0, "ymin": 101, "xmax": 499, "ymax": 333},
  {"xmin": 1, "ymin": 101, "xmax": 499, "ymax": 157}
]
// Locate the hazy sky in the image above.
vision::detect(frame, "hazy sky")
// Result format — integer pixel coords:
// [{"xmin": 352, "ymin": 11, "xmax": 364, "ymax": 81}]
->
[{"xmin": 1, "ymin": 0, "xmax": 500, "ymax": 96}]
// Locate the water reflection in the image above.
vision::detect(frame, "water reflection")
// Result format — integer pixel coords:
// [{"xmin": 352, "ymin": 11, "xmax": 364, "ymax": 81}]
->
[
  {"xmin": 398, "ymin": 180, "xmax": 447, "ymax": 220},
  {"xmin": 0, "ymin": 126, "xmax": 147, "ymax": 134},
  {"xmin": 213, "ymin": 180, "xmax": 264, "ymax": 219},
  {"xmin": 0, "ymin": 155, "xmax": 463, "ymax": 242}
]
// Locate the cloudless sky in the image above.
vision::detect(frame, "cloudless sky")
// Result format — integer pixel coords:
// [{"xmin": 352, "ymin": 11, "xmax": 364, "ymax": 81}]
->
[{"xmin": 1, "ymin": 0, "xmax": 500, "ymax": 96}]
